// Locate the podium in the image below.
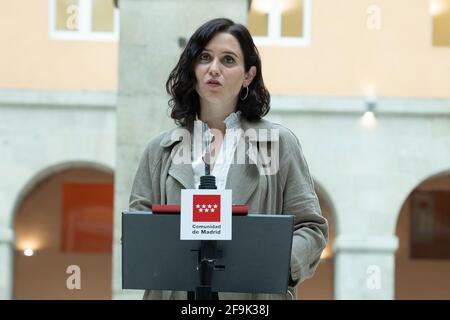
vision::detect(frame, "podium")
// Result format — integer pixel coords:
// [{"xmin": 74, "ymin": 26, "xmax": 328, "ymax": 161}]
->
[{"xmin": 122, "ymin": 210, "xmax": 294, "ymax": 296}]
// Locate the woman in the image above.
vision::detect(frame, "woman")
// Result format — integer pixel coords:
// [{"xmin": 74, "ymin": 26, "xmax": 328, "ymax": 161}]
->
[{"xmin": 129, "ymin": 18, "xmax": 328, "ymax": 300}]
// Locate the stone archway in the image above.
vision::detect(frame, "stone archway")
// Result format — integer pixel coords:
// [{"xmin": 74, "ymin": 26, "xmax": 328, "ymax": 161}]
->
[
  {"xmin": 11, "ymin": 161, "xmax": 114, "ymax": 299},
  {"xmin": 395, "ymin": 170, "xmax": 450, "ymax": 299},
  {"xmin": 11, "ymin": 161, "xmax": 113, "ymax": 217},
  {"xmin": 296, "ymin": 179, "xmax": 337, "ymax": 300}
]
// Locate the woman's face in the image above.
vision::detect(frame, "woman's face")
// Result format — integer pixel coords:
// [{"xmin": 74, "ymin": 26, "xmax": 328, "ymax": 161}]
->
[{"xmin": 194, "ymin": 32, "xmax": 254, "ymax": 108}]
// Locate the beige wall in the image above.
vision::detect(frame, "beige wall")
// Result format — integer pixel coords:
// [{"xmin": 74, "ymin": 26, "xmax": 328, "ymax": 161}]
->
[
  {"xmin": 0, "ymin": 0, "xmax": 117, "ymax": 90},
  {"xmin": 14, "ymin": 250, "xmax": 111, "ymax": 300},
  {"xmin": 1, "ymin": 1, "xmax": 449, "ymax": 97},
  {"xmin": 259, "ymin": 0, "xmax": 450, "ymax": 98},
  {"xmin": 395, "ymin": 175, "xmax": 450, "ymax": 299},
  {"xmin": 13, "ymin": 167, "xmax": 113, "ymax": 300}
]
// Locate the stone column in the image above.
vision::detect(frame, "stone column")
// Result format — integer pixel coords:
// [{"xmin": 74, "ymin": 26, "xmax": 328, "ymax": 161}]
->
[
  {"xmin": 114, "ymin": 0, "xmax": 248, "ymax": 299},
  {"xmin": 0, "ymin": 226, "xmax": 14, "ymax": 299},
  {"xmin": 333, "ymin": 234, "xmax": 399, "ymax": 299}
]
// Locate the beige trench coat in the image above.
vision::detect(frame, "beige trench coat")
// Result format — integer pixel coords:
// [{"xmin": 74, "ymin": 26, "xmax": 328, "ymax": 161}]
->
[{"xmin": 129, "ymin": 118, "xmax": 328, "ymax": 300}]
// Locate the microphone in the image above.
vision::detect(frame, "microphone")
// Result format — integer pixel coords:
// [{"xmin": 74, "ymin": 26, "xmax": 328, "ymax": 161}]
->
[
  {"xmin": 199, "ymin": 122, "xmax": 217, "ymax": 190},
  {"xmin": 196, "ymin": 126, "xmax": 219, "ymax": 301},
  {"xmin": 199, "ymin": 175, "xmax": 216, "ymax": 190},
  {"xmin": 200, "ymin": 150, "xmax": 216, "ymax": 189}
]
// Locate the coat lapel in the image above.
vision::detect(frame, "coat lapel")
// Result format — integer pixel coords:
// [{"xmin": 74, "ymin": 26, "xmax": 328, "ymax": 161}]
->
[
  {"xmin": 226, "ymin": 160, "xmax": 259, "ymax": 205},
  {"xmin": 161, "ymin": 119, "xmax": 276, "ymax": 203},
  {"xmin": 161, "ymin": 127, "xmax": 196, "ymax": 190},
  {"xmin": 167, "ymin": 143, "xmax": 196, "ymax": 189},
  {"xmin": 227, "ymin": 118, "xmax": 278, "ymax": 204},
  {"xmin": 168, "ymin": 162, "xmax": 195, "ymax": 189},
  {"xmin": 226, "ymin": 118, "xmax": 266, "ymax": 204}
]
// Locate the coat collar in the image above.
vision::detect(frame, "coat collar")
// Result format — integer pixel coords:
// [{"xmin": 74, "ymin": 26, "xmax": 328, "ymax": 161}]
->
[
  {"xmin": 161, "ymin": 118, "xmax": 276, "ymax": 204},
  {"xmin": 159, "ymin": 118, "xmax": 276, "ymax": 147}
]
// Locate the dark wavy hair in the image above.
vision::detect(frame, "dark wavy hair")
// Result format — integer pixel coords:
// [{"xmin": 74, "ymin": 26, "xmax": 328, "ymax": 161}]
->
[{"xmin": 166, "ymin": 18, "xmax": 271, "ymax": 127}]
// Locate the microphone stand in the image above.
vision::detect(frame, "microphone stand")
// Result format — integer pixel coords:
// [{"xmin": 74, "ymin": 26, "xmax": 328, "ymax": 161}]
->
[
  {"xmin": 193, "ymin": 175, "xmax": 221, "ymax": 300},
  {"xmin": 188, "ymin": 124, "xmax": 221, "ymax": 300}
]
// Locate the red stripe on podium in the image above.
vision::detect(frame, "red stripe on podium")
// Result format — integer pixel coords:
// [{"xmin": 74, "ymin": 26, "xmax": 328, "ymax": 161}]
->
[{"xmin": 151, "ymin": 204, "xmax": 248, "ymax": 215}]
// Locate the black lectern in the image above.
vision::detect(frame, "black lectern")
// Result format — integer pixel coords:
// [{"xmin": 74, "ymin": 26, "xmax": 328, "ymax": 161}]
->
[{"xmin": 122, "ymin": 211, "xmax": 294, "ymax": 297}]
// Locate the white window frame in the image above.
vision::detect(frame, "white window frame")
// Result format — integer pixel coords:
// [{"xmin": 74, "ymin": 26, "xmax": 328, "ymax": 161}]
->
[
  {"xmin": 49, "ymin": 0, "xmax": 119, "ymax": 41},
  {"xmin": 252, "ymin": 0, "xmax": 311, "ymax": 47}
]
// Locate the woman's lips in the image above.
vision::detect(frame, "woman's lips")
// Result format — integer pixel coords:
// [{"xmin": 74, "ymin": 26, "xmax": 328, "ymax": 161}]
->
[{"xmin": 206, "ymin": 82, "xmax": 221, "ymax": 88}]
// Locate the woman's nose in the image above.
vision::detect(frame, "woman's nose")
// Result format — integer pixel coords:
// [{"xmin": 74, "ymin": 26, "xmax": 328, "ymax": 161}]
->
[{"xmin": 208, "ymin": 58, "xmax": 220, "ymax": 76}]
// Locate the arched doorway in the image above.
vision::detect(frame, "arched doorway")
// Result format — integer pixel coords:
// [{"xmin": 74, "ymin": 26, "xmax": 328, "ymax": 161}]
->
[
  {"xmin": 395, "ymin": 172, "xmax": 450, "ymax": 299},
  {"xmin": 13, "ymin": 163, "xmax": 114, "ymax": 299},
  {"xmin": 297, "ymin": 180, "xmax": 336, "ymax": 300}
]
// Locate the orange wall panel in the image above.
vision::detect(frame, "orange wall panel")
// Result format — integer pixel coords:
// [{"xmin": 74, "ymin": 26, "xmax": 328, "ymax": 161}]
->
[{"xmin": 62, "ymin": 182, "xmax": 113, "ymax": 253}]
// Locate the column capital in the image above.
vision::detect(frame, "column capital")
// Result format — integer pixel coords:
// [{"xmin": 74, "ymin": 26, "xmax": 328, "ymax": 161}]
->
[
  {"xmin": 0, "ymin": 227, "xmax": 15, "ymax": 244},
  {"xmin": 333, "ymin": 234, "xmax": 398, "ymax": 254}
]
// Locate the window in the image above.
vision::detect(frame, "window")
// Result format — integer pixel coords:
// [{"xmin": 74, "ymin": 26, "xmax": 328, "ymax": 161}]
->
[
  {"xmin": 430, "ymin": 0, "xmax": 450, "ymax": 46},
  {"xmin": 248, "ymin": 0, "xmax": 311, "ymax": 46},
  {"xmin": 49, "ymin": 0, "xmax": 119, "ymax": 41}
]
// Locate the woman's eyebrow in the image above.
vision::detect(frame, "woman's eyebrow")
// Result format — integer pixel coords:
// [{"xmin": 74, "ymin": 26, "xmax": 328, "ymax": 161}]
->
[
  {"xmin": 203, "ymin": 48, "xmax": 239, "ymax": 58},
  {"xmin": 222, "ymin": 51, "xmax": 239, "ymax": 58}
]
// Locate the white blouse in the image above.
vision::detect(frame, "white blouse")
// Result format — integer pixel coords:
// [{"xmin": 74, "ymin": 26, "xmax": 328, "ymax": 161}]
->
[{"xmin": 191, "ymin": 111, "xmax": 242, "ymax": 190}]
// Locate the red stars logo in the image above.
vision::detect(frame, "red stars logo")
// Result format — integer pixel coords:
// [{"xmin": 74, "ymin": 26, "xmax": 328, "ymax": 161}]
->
[{"xmin": 192, "ymin": 194, "xmax": 221, "ymax": 222}]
